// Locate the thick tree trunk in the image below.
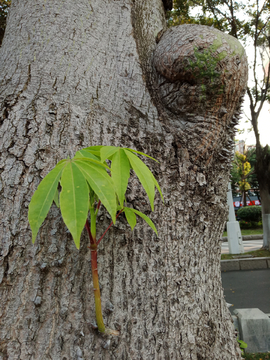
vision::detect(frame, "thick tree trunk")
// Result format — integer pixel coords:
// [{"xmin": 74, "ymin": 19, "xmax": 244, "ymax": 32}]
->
[
  {"xmin": 0, "ymin": 1, "xmax": 247, "ymax": 359},
  {"xmin": 255, "ymin": 144, "xmax": 270, "ymax": 249}
]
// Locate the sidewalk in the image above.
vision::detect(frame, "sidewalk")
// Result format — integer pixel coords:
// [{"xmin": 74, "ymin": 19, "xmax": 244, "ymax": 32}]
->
[
  {"xmin": 221, "ymin": 239, "xmax": 263, "ymax": 254},
  {"xmin": 221, "ymin": 239, "xmax": 270, "ymax": 271}
]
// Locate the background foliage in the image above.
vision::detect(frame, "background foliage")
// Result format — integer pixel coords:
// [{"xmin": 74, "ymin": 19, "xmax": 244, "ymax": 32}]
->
[
  {"xmin": 0, "ymin": 0, "xmax": 10, "ymax": 46},
  {"xmin": 237, "ymin": 205, "xmax": 262, "ymax": 222}
]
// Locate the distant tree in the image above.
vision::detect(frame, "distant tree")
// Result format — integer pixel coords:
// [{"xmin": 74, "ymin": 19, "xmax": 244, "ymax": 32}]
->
[
  {"xmin": 234, "ymin": 151, "xmax": 251, "ymax": 206},
  {"xmin": 246, "ymin": 148, "xmax": 260, "ymax": 201},
  {"xmin": 0, "ymin": 0, "xmax": 10, "ymax": 46},
  {"xmin": 162, "ymin": 0, "xmax": 173, "ymax": 11},
  {"xmin": 230, "ymin": 159, "xmax": 240, "ymax": 197},
  {"xmin": 231, "ymin": 148, "xmax": 260, "ymax": 199},
  {"xmin": 169, "ymin": 0, "xmax": 270, "ymax": 249}
]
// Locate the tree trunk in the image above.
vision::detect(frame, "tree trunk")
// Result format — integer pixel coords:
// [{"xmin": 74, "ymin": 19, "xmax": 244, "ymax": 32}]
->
[
  {"xmin": 242, "ymin": 191, "xmax": 247, "ymax": 207},
  {"xmin": 255, "ymin": 144, "xmax": 270, "ymax": 249},
  {"xmin": 0, "ymin": 1, "xmax": 248, "ymax": 359}
]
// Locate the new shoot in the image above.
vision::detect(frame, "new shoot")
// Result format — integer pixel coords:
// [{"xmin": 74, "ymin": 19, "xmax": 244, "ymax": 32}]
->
[{"xmin": 28, "ymin": 146, "xmax": 163, "ymax": 335}]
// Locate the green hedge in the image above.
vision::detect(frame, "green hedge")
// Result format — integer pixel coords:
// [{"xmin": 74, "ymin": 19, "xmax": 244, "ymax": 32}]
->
[
  {"xmin": 237, "ymin": 206, "xmax": 262, "ymax": 222},
  {"xmin": 239, "ymin": 220, "xmax": 262, "ymax": 229}
]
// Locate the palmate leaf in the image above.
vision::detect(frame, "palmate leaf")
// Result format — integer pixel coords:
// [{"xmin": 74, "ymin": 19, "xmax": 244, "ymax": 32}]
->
[
  {"xmin": 111, "ymin": 149, "xmax": 130, "ymax": 207},
  {"xmin": 82, "ymin": 146, "xmax": 103, "ymax": 159},
  {"xmin": 28, "ymin": 160, "xmax": 67, "ymax": 243},
  {"xmin": 124, "ymin": 207, "xmax": 136, "ymax": 230},
  {"xmin": 125, "ymin": 148, "xmax": 159, "ymax": 163},
  {"xmin": 60, "ymin": 161, "xmax": 89, "ymax": 249},
  {"xmin": 29, "ymin": 145, "xmax": 162, "ymax": 250},
  {"xmin": 74, "ymin": 158, "xmax": 117, "ymax": 222},
  {"xmin": 100, "ymin": 146, "xmax": 119, "ymax": 163},
  {"xmin": 74, "ymin": 149, "xmax": 100, "ymax": 161},
  {"xmin": 124, "ymin": 149, "xmax": 156, "ymax": 210},
  {"xmin": 72, "ymin": 156, "xmax": 110, "ymax": 170},
  {"xmin": 125, "ymin": 207, "xmax": 158, "ymax": 235},
  {"xmin": 53, "ymin": 187, "xmax": 60, "ymax": 208},
  {"xmin": 151, "ymin": 173, "xmax": 164, "ymax": 202}
]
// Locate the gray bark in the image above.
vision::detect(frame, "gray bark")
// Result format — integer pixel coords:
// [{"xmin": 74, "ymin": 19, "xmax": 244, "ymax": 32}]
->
[{"xmin": 0, "ymin": 1, "xmax": 247, "ymax": 359}]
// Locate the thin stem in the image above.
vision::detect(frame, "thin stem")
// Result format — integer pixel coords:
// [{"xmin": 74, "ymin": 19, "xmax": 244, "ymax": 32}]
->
[
  {"xmin": 86, "ymin": 209, "xmax": 106, "ymax": 333},
  {"xmin": 96, "ymin": 209, "xmax": 124, "ymax": 246},
  {"xmin": 90, "ymin": 207, "xmax": 97, "ymax": 240},
  {"xmin": 95, "ymin": 200, "xmax": 101, "ymax": 215},
  {"xmin": 85, "ymin": 219, "xmax": 94, "ymax": 244},
  {"xmin": 85, "ymin": 209, "xmax": 119, "ymax": 336},
  {"xmin": 90, "ymin": 243, "xmax": 106, "ymax": 333}
]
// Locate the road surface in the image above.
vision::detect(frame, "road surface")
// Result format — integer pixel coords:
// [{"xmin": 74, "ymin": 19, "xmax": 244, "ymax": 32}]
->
[{"xmin": 221, "ymin": 269, "xmax": 270, "ymax": 314}]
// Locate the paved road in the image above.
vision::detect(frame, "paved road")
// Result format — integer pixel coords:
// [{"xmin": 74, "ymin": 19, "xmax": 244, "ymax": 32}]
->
[
  {"xmin": 221, "ymin": 269, "xmax": 270, "ymax": 314},
  {"xmin": 221, "ymin": 239, "xmax": 263, "ymax": 254}
]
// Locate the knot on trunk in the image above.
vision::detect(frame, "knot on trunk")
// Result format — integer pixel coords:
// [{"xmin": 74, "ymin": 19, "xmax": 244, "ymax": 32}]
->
[{"xmin": 153, "ymin": 24, "xmax": 248, "ymax": 118}]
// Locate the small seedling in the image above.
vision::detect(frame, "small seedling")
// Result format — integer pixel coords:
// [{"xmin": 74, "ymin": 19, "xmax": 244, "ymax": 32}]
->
[
  {"xmin": 28, "ymin": 146, "xmax": 163, "ymax": 335},
  {"xmin": 238, "ymin": 339, "xmax": 248, "ymax": 355}
]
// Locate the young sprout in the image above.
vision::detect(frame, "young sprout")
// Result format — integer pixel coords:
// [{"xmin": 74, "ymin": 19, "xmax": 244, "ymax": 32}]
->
[{"xmin": 29, "ymin": 146, "xmax": 163, "ymax": 335}]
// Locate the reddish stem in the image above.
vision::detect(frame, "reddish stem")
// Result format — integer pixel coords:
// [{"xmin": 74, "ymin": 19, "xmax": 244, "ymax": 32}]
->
[
  {"xmin": 85, "ymin": 219, "xmax": 94, "ymax": 245},
  {"xmin": 85, "ymin": 219, "xmax": 106, "ymax": 332},
  {"xmin": 84, "ymin": 217, "xmax": 119, "ymax": 336},
  {"xmin": 90, "ymin": 242, "xmax": 106, "ymax": 333},
  {"xmin": 96, "ymin": 209, "xmax": 124, "ymax": 246}
]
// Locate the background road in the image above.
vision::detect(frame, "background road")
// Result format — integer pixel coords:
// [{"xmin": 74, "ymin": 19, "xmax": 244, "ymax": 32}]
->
[{"xmin": 221, "ymin": 269, "xmax": 270, "ymax": 314}]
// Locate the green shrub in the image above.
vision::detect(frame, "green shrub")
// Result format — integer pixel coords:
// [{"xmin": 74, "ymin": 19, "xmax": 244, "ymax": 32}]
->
[
  {"xmin": 239, "ymin": 220, "xmax": 252, "ymax": 229},
  {"xmin": 239, "ymin": 220, "xmax": 262, "ymax": 230},
  {"xmin": 257, "ymin": 220, "xmax": 262, "ymax": 227},
  {"xmin": 237, "ymin": 206, "xmax": 262, "ymax": 222},
  {"xmin": 243, "ymin": 352, "xmax": 270, "ymax": 359},
  {"xmin": 251, "ymin": 221, "xmax": 262, "ymax": 228}
]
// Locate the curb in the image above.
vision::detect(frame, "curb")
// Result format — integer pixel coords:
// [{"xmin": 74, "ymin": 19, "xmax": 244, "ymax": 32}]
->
[
  {"xmin": 222, "ymin": 234, "xmax": 263, "ymax": 241},
  {"xmin": 221, "ymin": 257, "xmax": 270, "ymax": 272}
]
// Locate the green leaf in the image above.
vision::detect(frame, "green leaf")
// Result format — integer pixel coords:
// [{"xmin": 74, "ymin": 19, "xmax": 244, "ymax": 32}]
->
[
  {"xmin": 100, "ymin": 146, "xmax": 119, "ymax": 163},
  {"xmin": 74, "ymin": 159, "xmax": 117, "ymax": 222},
  {"xmin": 124, "ymin": 207, "xmax": 137, "ymax": 230},
  {"xmin": 57, "ymin": 159, "xmax": 69, "ymax": 166},
  {"xmin": 151, "ymin": 173, "xmax": 164, "ymax": 202},
  {"xmin": 125, "ymin": 148, "xmax": 159, "ymax": 163},
  {"xmin": 127, "ymin": 208, "xmax": 158, "ymax": 235},
  {"xmin": 237, "ymin": 339, "xmax": 247, "ymax": 349},
  {"xmin": 73, "ymin": 157, "xmax": 110, "ymax": 170},
  {"xmin": 82, "ymin": 146, "xmax": 103, "ymax": 158},
  {"xmin": 74, "ymin": 149, "xmax": 100, "ymax": 161},
  {"xmin": 111, "ymin": 149, "xmax": 130, "ymax": 207},
  {"xmin": 53, "ymin": 187, "xmax": 60, "ymax": 208},
  {"xmin": 124, "ymin": 149, "xmax": 155, "ymax": 210},
  {"xmin": 60, "ymin": 161, "xmax": 89, "ymax": 249},
  {"xmin": 28, "ymin": 160, "xmax": 67, "ymax": 244}
]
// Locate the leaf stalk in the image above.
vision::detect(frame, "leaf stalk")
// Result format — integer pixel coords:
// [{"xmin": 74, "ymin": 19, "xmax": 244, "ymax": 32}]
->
[{"xmin": 96, "ymin": 209, "xmax": 124, "ymax": 246}]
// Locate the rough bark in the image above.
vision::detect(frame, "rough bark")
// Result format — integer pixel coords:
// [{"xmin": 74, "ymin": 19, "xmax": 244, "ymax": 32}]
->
[
  {"xmin": 255, "ymin": 144, "xmax": 270, "ymax": 249},
  {"xmin": 0, "ymin": 1, "xmax": 247, "ymax": 359}
]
